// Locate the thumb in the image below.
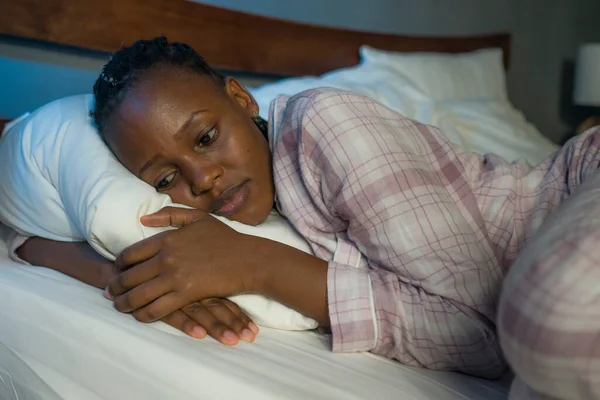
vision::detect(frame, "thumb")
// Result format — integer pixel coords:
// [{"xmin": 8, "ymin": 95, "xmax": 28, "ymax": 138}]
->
[{"xmin": 140, "ymin": 206, "xmax": 205, "ymax": 228}]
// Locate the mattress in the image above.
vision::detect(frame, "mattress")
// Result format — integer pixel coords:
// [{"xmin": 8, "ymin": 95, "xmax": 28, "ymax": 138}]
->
[{"xmin": 0, "ymin": 225, "xmax": 511, "ymax": 400}]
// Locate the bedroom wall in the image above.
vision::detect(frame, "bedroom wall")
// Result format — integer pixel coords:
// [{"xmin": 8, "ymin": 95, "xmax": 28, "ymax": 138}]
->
[
  {"xmin": 197, "ymin": 0, "xmax": 600, "ymax": 142},
  {"xmin": 1, "ymin": 0, "xmax": 599, "ymax": 143}
]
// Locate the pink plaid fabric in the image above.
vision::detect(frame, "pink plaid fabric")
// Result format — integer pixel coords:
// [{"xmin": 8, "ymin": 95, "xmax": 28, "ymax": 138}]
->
[
  {"xmin": 268, "ymin": 88, "xmax": 600, "ymax": 381},
  {"xmin": 498, "ymin": 154, "xmax": 600, "ymax": 400}
]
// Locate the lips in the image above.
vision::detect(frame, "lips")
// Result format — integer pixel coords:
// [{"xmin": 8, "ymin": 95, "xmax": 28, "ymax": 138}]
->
[{"xmin": 213, "ymin": 181, "xmax": 249, "ymax": 216}]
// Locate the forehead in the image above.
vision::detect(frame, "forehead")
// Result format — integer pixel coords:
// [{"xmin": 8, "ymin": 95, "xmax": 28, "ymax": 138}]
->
[
  {"xmin": 103, "ymin": 66, "xmax": 227, "ymax": 169},
  {"xmin": 120, "ymin": 66, "xmax": 224, "ymax": 126}
]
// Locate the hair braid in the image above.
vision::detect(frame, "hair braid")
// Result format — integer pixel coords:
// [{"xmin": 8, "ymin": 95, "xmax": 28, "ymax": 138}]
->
[{"xmin": 92, "ymin": 36, "xmax": 225, "ymax": 134}]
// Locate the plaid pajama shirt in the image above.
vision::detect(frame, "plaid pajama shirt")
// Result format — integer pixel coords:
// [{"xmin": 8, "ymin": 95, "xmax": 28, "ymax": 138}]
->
[{"xmin": 268, "ymin": 88, "xmax": 600, "ymax": 392}]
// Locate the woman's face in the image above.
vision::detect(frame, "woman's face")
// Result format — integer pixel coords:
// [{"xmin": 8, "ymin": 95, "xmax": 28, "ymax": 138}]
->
[{"xmin": 102, "ymin": 66, "xmax": 274, "ymax": 226}]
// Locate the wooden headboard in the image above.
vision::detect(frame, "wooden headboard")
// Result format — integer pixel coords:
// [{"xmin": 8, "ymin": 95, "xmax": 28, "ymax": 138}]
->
[
  {"xmin": 0, "ymin": 0, "xmax": 511, "ymax": 131},
  {"xmin": 1, "ymin": 0, "xmax": 510, "ymax": 76}
]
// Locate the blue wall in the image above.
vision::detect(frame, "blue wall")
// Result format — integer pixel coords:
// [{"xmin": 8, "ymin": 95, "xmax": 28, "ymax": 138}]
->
[
  {"xmin": 0, "ymin": 39, "xmax": 107, "ymax": 120},
  {"xmin": 0, "ymin": 53, "xmax": 100, "ymax": 120}
]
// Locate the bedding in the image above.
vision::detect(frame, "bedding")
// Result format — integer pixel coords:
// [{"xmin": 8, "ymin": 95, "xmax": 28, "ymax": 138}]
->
[
  {"xmin": 0, "ymin": 223, "xmax": 512, "ymax": 400},
  {"xmin": 0, "ymin": 342, "xmax": 62, "ymax": 400},
  {"xmin": 0, "ymin": 94, "xmax": 317, "ymax": 331},
  {"xmin": 249, "ymin": 47, "xmax": 558, "ymax": 166},
  {"xmin": 359, "ymin": 46, "xmax": 508, "ymax": 101}
]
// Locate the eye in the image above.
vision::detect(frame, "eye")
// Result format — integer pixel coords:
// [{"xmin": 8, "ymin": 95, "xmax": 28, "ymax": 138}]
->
[
  {"xmin": 155, "ymin": 172, "xmax": 176, "ymax": 191},
  {"xmin": 196, "ymin": 127, "xmax": 218, "ymax": 147}
]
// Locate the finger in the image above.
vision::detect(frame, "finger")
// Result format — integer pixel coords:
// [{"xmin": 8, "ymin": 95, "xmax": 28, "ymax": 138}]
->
[
  {"xmin": 140, "ymin": 207, "xmax": 207, "ymax": 228},
  {"xmin": 115, "ymin": 235, "xmax": 164, "ymax": 271},
  {"xmin": 202, "ymin": 299, "xmax": 255, "ymax": 343},
  {"xmin": 107, "ymin": 259, "xmax": 160, "ymax": 297},
  {"xmin": 113, "ymin": 277, "xmax": 171, "ymax": 314},
  {"xmin": 182, "ymin": 302, "xmax": 240, "ymax": 346},
  {"xmin": 222, "ymin": 299, "xmax": 260, "ymax": 336},
  {"xmin": 130, "ymin": 292, "xmax": 187, "ymax": 323},
  {"xmin": 161, "ymin": 310, "xmax": 206, "ymax": 339}
]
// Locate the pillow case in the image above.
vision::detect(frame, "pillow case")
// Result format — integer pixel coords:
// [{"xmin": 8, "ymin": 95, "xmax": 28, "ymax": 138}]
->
[
  {"xmin": 0, "ymin": 94, "xmax": 317, "ymax": 331},
  {"xmin": 419, "ymin": 99, "xmax": 558, "ymax": 165},
  {"xmin": 359, "ymin": 46, "xmax": 508, "ymax": 102},
  {"xmin": 249, "ymin": 62, "xmax": 421, "ymax": 120}
]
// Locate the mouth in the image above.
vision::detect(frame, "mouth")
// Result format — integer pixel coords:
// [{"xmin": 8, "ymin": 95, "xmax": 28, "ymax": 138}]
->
[{"xmin": 212, "ymin": 180, "xmax": 250, "ymax": 217}]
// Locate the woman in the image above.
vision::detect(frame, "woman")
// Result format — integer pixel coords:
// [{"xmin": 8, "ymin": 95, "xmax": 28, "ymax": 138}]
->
[{"xmin": 14, "ymin": 37, "xmax": 600, "ymax": 380}]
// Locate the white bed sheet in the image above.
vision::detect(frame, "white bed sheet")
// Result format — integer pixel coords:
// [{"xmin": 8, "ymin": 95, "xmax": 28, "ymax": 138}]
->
[{"xmin": 0, "ymin": 226, "xmax": 511, "ymax": 400}]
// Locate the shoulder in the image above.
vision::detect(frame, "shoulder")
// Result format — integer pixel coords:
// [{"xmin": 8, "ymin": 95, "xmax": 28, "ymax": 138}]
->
[
  {"xmin": 271, "ymin": 87, "xmax": 446, "ymax": 156},
  {"xmin": 278, "ymin": 87, "xmax": 388, "ymax": 120},
  {"xmin": 269, "ymin": 87, "xmax": 407, "ymax": 149}
]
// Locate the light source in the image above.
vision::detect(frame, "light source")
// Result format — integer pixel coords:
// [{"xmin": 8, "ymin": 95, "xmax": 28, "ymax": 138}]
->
[
  {"xmin": 574, "ymin": 43, "xmax": 600, "ymax": 106},
  {"xmin": 573, "ymin": 43, "xmax": 600, "ymax": 133}
]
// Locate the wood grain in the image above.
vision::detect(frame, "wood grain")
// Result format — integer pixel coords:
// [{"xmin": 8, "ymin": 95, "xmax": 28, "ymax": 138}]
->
[{"xmin": 0, "ymin": 0, "xmax": 511, "ymax": 76}]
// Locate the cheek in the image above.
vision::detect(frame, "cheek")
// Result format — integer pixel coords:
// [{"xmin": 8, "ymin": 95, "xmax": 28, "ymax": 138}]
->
[
  {"xmin": 220, "ymin": 127, "xmax": 256, "ymax": 169},
  {"xmin": 252, "ymin": 137, "xmax": 272, "ymax": 184},
  {"xmin": 235, "ymin": 124, "xmax": 269, "ymax": 167}
]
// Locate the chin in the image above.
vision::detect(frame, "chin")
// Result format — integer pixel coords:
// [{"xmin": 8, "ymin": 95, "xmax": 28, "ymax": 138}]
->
[{"xmin": 236, "ymin": 205, "xmax": 271, "ymax": 226}]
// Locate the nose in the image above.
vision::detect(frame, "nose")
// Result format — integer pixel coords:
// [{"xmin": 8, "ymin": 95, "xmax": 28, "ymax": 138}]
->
[{"xmin": 183, "ymin": 159, "xmax": 223, "ymax": 196}]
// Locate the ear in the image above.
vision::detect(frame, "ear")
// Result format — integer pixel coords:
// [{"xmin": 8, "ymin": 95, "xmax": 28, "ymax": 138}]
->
[{"xmin": 224, "ymin": 77, "xmax": 259, "ymax": 117}]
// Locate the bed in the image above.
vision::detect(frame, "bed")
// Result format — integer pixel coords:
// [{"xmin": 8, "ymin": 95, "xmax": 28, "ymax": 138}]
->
[{"xmin": 0, "ymin": 1, "xmax": 557, "ymax": 399}]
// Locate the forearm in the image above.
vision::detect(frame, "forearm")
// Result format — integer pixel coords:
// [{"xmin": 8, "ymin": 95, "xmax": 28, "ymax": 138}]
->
[
  {"xmin": 252, "ymin": 237, "xmax": 330, "ymax": 327},
  {"xmin": 17, "ymin": 238, "xmax": 115, "ymax": 289}
]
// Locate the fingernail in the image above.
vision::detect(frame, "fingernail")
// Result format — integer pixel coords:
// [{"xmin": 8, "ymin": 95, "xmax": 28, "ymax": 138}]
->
[
  {"xmin": 223, "ymin": 330, "xmax": 237, "ymax": 342},
  {"xmin": 103, "ymin": 287, "xmax": 113, "ymax": 300},
  {"xmin": 248, "ymin": 322, "xmax": 259, "ymax": 334},
  {"xmin": 240, "ymin": 329, "xmax": 254, "ymax": 342},
  {"xmin": 192, "ymin": 326, "xmax": 206, "ymax": 338}
]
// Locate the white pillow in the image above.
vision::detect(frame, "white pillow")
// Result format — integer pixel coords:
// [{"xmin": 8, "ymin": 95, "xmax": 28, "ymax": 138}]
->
[
  {"xmin": 249, "ymin": 50, "xmax": 557, "ymax": 164},
  {"xmin": 0, "ymin": 94, "xmax": 318, "ymax": 331},
  {"xmin": 359, "ymin": 46, "xmax": 508, "ymax": 102},
  {"xmin": 415, "ymin": 99, "xmax": 558, "ymax": 165},
  {"xmin": 250, "ymin": 62, "xmax": 422, "ymax": 120}
]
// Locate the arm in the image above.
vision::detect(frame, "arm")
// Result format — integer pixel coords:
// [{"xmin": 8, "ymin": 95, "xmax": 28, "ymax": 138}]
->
[
  {"xmin": 270, "ymin": 90, "xmax": 507, "ymax": 378},
  {"xmin": 16, "ymin": 237, "xmax": 115, "ymax": 289},
  {"xmin": 16, "ymin": 236, "xmax": 258, "ymax": 345},
  {"xmin": 252, "ymin": 237, "xmax": 330, "ymax": 327}
]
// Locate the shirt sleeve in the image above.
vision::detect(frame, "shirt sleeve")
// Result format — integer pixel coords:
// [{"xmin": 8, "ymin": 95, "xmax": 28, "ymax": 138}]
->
[
  {"xmin": 0, "ymin": 224, "xmax": 31, "ymax": 265},
  {"xmin": 272, "ymin": 89, "xmax": 507, "ymax": 378}
]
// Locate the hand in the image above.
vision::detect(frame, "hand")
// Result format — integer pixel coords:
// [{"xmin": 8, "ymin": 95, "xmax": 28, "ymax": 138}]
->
[
  {"xmin": 175, "ymin": 298, "xmax": 259, "ymax": 345},
  {"xmin": 107, "ymin": 208, "xmax": 262, "ymax": 323},
  {"xmin": 149, "ymin": 299, "xmax": 259, "ymax": 345},
  {"xmin": 105, "ymin": 287, "xmax": 258, "ymax": 345}
]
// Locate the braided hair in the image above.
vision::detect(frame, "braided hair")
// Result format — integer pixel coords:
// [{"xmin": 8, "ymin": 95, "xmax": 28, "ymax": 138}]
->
[{"xmin": 92, "ymin": 36, "xmax": 268, "ymax": 139}]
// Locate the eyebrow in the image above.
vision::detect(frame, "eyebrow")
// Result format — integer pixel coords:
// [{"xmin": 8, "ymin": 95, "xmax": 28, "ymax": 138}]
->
[
  {"xmin": 137, "ymin": 109, "xmax": 209, "ymax": 177},
  {"xmin": 137, "ymin": 154, "xmax": 161, "ymax": 177},
  {"xmin": 173, "ymin": 109, "xmax": 209, "ymax": 140}
]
